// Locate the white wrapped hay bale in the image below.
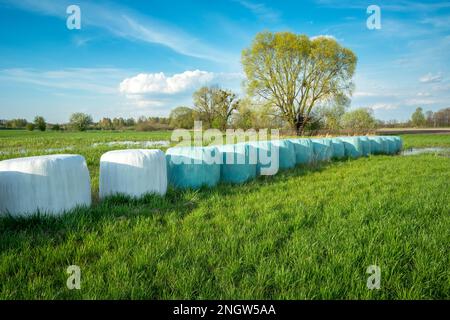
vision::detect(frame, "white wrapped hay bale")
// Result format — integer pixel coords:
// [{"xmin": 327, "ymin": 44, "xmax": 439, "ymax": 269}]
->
[
  {"xmin": 0, "ymin": 154, "xmax": 91, "ymax": 217},
  {"xmin": 99, "ymin": 149, "xmax": 167, "ymax": 199}
]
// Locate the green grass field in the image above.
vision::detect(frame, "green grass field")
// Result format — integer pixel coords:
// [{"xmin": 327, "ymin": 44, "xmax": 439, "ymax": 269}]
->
[{"xmin": 0, "ymin": 131, "xmax": 449, "ymax": 299}]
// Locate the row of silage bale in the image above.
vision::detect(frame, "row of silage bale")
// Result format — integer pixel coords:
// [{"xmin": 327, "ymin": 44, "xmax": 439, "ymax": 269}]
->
[{"xmin": 0, "ymin": 135, "xmax": 402, "ymax": 216}]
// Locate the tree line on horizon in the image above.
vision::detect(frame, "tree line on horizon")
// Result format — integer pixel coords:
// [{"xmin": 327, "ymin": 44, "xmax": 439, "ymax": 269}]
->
[{"xmin": 1, "ymin": 32, "xmax": 449, "ymax": 133}]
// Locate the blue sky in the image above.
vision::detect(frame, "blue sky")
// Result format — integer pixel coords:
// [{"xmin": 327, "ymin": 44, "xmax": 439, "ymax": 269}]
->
[{"xmin": 0, "ymin": 0, "xmax": 449, "ymax": 123}]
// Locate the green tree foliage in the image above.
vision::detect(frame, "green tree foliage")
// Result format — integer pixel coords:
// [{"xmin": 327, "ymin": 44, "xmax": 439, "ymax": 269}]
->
[
  {"xmin": 34, "ymin": 116, "xmax": 46, "ymax": 131},
  {"xmin": 26, "ymin": 123, "xmax": 35, "ymax": 131},
  {"xmin": 169, "ymin": 106, "xmax": 195, "ymax": 129},
  {"xmin": 411, "ymin": 107, "xmax": 426, "ymax": 127},
  {"xmin": 193, "ymin": 86, "xmax": 240, "ymax": 129},
  {"xmin": 69, "ymin": 112, "xmax": 93, "ymax": 131},
  {"xmin": 99, "ymin": 117, "xmax": 113, "ymax": 130},
  {"xmin": 6, "ymin": 118, "xmax": 28, "ymax": 129},
  {"xmin": 242, "ymin": 32, "xmax": 357, "ymax": 135},
  {"xmin": 342, "ymin": 108, "xmax": 376, "ymax": 132}
]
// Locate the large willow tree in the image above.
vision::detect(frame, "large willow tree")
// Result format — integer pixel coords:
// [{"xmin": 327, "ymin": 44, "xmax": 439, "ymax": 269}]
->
[{"xmin": 242, "ymin": 32, "xmax": 357, "ymax": 135}]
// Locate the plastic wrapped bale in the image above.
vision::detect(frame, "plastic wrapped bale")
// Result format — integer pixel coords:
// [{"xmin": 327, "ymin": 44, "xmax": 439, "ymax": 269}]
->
[
  {"xmin": 217, "ymin": 143, "xmax": 257, "ymax": 184},
  {"xmin": 330, "ymin": 138, "xmax": 346, "ymax": 159},
  {"xmin": 391, "ymin": 136, "xmax": 403, "ymax": 153},
  {"xmin": 359, "ymin": 136, "xmax": 372, "ymax": 156},
  {"xmin": 340, "ymin": 137, "xmax": 363, "ymax": 159},
  {"xmin": 247, "ymin": 141, "xmax": 279, "ymax": 176},
  {"xmin": 100, "ymin": 149, "xmax": 167, "ymax": 199},
  {"xmin": 271, "ymin": 139, "xmax": 296, "ymax": 170},
  {"xmin": 0, "ymin": 154, "xmax": 91, "ymax": 217},
  {"xmin": 367, "ymin": 136, "xmax": 385, "ymax": 154},
  {"xmin": 310, "ymin": 138, "xmax": 333, "ymax": 162},
  {"xmin": 382, "ymin": 136, "xmax": 397, "ymax": 155},
  {"xmin": 288, "ymin": 138, "xmax": 313, "ymax": 165},
  {"xmin": 166, "ymin": 146, "xmax": 221, "ymax": 189}
]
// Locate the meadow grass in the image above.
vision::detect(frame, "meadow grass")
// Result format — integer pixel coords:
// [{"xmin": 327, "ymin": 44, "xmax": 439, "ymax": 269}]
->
[{"xmin": 0, "ymin": 131, "xmax": 449, "ymax": 299}]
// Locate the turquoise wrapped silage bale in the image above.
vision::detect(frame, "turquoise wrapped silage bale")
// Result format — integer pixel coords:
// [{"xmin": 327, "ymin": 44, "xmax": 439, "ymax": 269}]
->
[
  {"xmin": 311, "ymin": 138, "xmax": 333, "ymax": 162},
  {"xmin": 367, "ymin": 136, "xmax": 385, "ymax": 154},
  {"xmin": 391, "ymin": 136, "xmax": 403, "ymax": 153},
  {"xmin": 339, "ymin": 137, "xmax": 363, "ymax": 158},
  {"xmin": 217, "ymin": 143, "xmax": 257, "ymax": 184},
  {"xmin": 288, "ymin": 138, "xmax": 313, "ymax": 165},
  {"xmin": 381, "ymin": 136, "xmax": 397, "ymax": 155},
  {"xmin": 330, "ymin": 138, "xmax": 346, "ymax": 159},
  {"xmin": 271, "ymin": 139, "xmax": 296, "ymax": 170},
  {"xmin": 359, "ymin": 136, "xmax": 371, "ymax": 156},
  {"xmin": 166, "ymin": 146, "xmax": 221, "ymax": 189},
  {"xmin": 247, "ymin": 140, "xmax": 279, "ymax": 176}
]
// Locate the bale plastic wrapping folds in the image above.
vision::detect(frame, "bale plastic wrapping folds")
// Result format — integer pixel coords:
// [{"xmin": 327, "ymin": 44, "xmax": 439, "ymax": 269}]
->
[
  {"xmin": 382, "ymin": 136, "xmax": 397, "ymax": 155},
  {"xmin": 339, "ymin": 137, "xmax": 363, "ymax": 159},
  {"xmin": 99, "ymin": 149, "xmax": 167, "ymax": 199},
  {"xmin": 367, "ymin": 136, "xmax": 385, "ymax": 154},
  {"xmin": 330, "ymin": 138, "xmax": 346, "ymax": 159},
  {"xmin": 270, "ymin": 139, "xmax": 296, "ymax": 170},
  {"xmin": 310, "ymin": 138, "xmax": 333, "ymax": 162},
  {"xmin": 247, "ymin": 141, "xmax": 279, "ymax": 176},
  {"xmin": 217, "ymin": 143, "xmax": 257, "ymax": 184},
  {"xmin": 166, "ymin": 146, "xmax": 221, "ymax": 189},
  {"xmin": 288, "ymin": 138, "xmax": 313, "ymax": 165},
  {"xmin": 0, "ymin": 154, "xmax": 91, "ymax": 216},
  {"xmin": 391, "ymin": 136, "xmax": 403, "ymax": 153},
  {"xmin": 358, "ymin": 136, "xmax": 372, "ymax": 156}
]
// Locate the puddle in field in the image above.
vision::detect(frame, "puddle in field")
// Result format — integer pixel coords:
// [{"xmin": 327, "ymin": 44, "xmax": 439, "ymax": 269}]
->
[
  {"xmin": 401, "ymin": 147, "xmax": 450, "ymax": 157},
  {"xmin": 91, "ymin": 140, "xmax": 170, "ymax": 148},
  {"xmin": 0, "ymin": 141, "xmax": 170, "ymax": 157}
]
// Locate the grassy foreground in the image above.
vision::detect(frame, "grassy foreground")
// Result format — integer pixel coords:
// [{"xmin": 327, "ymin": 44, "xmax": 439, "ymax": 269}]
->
[{"xmin": 0, "ymin": 131, "xmax": 449, "ymax": 299}]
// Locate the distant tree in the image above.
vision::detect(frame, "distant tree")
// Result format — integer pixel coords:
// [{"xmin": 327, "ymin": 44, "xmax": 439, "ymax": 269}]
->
[
  {"xmin": 318, "ymin": 96, "xmax": 349, "ymax": 131},
  {"xmin": 342, "ymin": 108, "xmax": 376, "ymax": 132},
  {"xmin": 242, "ymin": 31, "xmax": 357, "ymax": 135},
  {"xmin": 99, "ymin": 117, "xmax": 113, "ymax": 130},
  {"xmin": 51, "ymin": 124, "xmax": 61, "ymax": 131},
  {"xmin": 193, "ymin": 86, "xmax": 219, "ymax": 128},
  {"xmin": 26, "ymin": 123, "xmax": 35, "ymax": 131},
  {"xmin": 69, "ymin": 113, "xmax": 93, "ymax": 131},
  {"xmin": 214, "ymin": 89, "xmax": 240, "ymax": 130},
  {"xmin": 34, "ymin": 116, "xmax": 46, "ymax": 131},
  {"xmin": 193, "ymin": 86, "xmax": 240, "ymax": 129},
  {"xmin": 411, "ymin": 107, "xmax": 426, "ymax": 127},
  {"xmin": 169, "ymin": 106, "xmax": 195, "ymax": 129},
  {"xmin": 232, "ymin": 99, "xmax": 257, "ymax": 130},
  {"xmin": 112, "ymin": 117, "xmax": 126, "ymax": 129},
  {"xmin": 433, "ymin": 107, "xmax": 450, "ymax": 127},
  {"xmin": 125, "ymin": 118, "xmax": 136, "ymax": 127},
  {"xmin": 6, "ymin": 118, "xmax": 28, "ymax": 128}
]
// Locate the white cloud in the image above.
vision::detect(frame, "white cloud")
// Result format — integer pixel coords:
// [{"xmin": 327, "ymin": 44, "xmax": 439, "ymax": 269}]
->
[
  {"xmin": 234, "ymin": 0, "xmax": 280, "ymax": 22},
  {"xmin": 119, "ymin": 70, "xmax": 215, "ymax": 95},
  {"xmin": 419, "ymin": 72, "xmax": 443, "ymax": 83},
  {"xmin": 310, "ymin": 34, "xmax": 337, "ymax": 41},
  {"xmin": 0, "ymin": 68, "xmax": 126, "ymax": 94},
  {"xmin": 371, "ymin": 103, "xmax": 399, "ymax": 110}
]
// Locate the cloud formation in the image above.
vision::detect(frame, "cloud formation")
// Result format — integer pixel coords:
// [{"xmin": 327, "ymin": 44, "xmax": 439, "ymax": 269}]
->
[
  {"xmin": 119, "ymin": 70, "xmax": 215, "ymax": 95},
  {"xmin": 419, "ymin": 73, "xmax": 443, "ymax": 83}
]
